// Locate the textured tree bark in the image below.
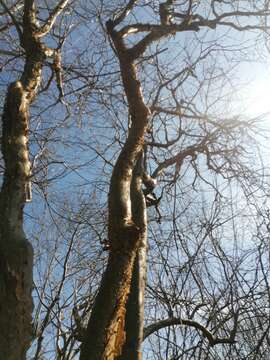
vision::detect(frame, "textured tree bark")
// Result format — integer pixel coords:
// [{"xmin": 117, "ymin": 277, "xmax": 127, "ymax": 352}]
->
[
  {"xmin": 80, "ymin": 22, "xmax": 150, "ymax": 360},
  {"xmin": 0, "ymin": 71, "xmax": 43, "ymax": 360},
  {"xmin": 80, "ymin": 113, "xmax": 148, "ymax": 360},
  {"xmin": 0, "ymin": 1, "xmax": 68, "ymax": 358},
  {"xmin": 117, "ymin": 245, "xmax": 147, "ymax": 360},
  {"xmin": 0, "ymin": 46, "xmax": 43, "ymax": 359},
  {"xmin": 80, "ymin": 158, "xmax": 147, "ymax": 360},
  {"xmin": 0, "ymin": 79, "xmax": 37, "ymax": 360}
]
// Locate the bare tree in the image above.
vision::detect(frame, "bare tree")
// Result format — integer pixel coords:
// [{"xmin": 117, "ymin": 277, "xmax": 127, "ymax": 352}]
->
[
  {"xmin": 0, "ymin": 1, "xmax": 69, "ymax": 359},
  {"xmin": 79, "ymin": 1, "xmax": 270, "ymax": 359},
  {"xmin": 1, "ymin": 1, "xmax": 270, "ymax": 360}
]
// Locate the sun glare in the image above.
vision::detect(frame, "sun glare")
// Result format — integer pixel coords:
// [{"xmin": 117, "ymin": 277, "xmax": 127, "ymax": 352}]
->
[{"xmin": 244, "ymin": 74, "xmax": 270, "ymax": 118}]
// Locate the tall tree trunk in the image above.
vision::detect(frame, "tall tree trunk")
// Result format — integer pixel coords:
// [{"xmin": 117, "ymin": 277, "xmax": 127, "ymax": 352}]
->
[
  {"xmin": 0, "ymin": 1, "xmax": 69, "ymax": 357},
  {"xmin": 80, "ymin": 20, "xmax": 150, "ymax": 358},
  {"xmin": 0, "ymin": 77, "xmax": 39, "ymax": 360}
]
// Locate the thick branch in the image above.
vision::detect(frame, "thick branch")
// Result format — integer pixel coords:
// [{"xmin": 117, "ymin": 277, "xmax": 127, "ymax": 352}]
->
[
  {"xmin": 128, "ymin": 23, "xmax": 199, "ymax": 59},
  {"xmin": 151, "ymin": 142, "xmax": 207, "ymax": 179},
  {"xmin": 118, "ymin": 8, "xmax": 270, "ymax": 59},
  {"xmin": 143, "ymin": 317, "xmax": 236, "ymax": 347},
  {"xmin": 35, "ymin": 0, "xmax": 69, "ymax": 37}
]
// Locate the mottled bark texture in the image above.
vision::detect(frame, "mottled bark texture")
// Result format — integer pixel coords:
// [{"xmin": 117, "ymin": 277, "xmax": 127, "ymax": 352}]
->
[
  {"xmin": 80, "ymin": 21, "xmax": 150, "ymax": 360},
  {"xmin": 0, "ymin": 80, "xmax": 36, "ymax": 360},
  {"xmin": 0, "ymin": 1, "xmax": 68, "ymax": 358}
]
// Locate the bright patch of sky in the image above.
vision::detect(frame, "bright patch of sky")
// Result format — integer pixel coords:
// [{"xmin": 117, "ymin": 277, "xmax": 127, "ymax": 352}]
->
[{"xmin": 240, "ymin": 61, "xmax": 270, "ymax": 118}]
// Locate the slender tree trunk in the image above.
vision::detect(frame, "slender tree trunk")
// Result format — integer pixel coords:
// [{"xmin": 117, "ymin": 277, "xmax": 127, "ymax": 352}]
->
[
  {"xmin": 118, "ymin": 248, "xmax": 147, "ymax": 360},
  {"xmin": 118, "ymin": 156, "xmax": 148, "ymax": 360}
]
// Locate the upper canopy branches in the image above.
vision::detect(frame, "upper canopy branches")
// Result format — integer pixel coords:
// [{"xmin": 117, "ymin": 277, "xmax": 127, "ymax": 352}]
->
[{"xmin": 106, "ymin": 0, "xmax": 270, "ymax": 60}]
